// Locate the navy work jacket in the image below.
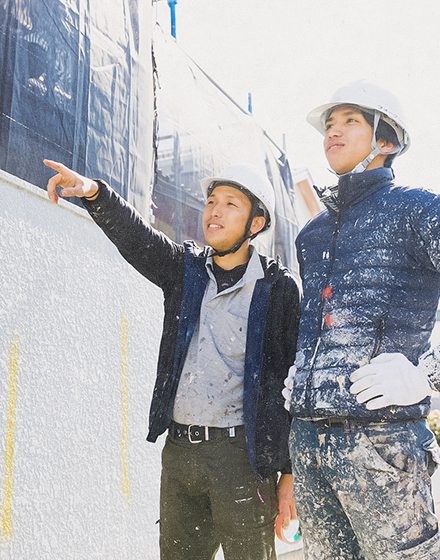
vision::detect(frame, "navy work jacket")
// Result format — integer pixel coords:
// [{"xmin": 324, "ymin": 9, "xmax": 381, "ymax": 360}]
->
[{"xmin": 292, "ymin": 168, "xmax": 440, "ymax": 422}]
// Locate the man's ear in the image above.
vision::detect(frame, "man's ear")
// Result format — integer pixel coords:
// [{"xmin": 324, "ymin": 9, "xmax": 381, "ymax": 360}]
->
[
  {"xmin": 250, "ymin": 216, "xmax": 266, "ymax": 235},
  {"xmin": 377, "ymin": 139, "xmax": 396, "ymax": 154}
]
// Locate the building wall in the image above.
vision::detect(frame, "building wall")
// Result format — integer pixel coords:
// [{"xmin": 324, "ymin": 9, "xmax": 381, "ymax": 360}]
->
[{"xmin": 0, "ymin": 171, "xmax": 165, "ymax": 558}]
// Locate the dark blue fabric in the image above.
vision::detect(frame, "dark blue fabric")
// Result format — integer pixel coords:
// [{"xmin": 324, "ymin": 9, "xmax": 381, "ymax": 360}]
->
[
  {"xmin": 154, "ymin": 248, "xmax": 298, "ymax": 478},
  {"xmin": 166, "ymin": 245, "xmax": 209, "ymax": 431},
  {"xmin": 289, "ymin": 419, "xmax": 440, "ymax": 557},
  {"xmin": 1, "ymin": 1, "xmax": 150, "ymax": 211},
  {"xmin": 292, "ymin": 168, "xmax": 440, "ymax": 422},
  {"xmin": 243, "ymin": 281, "xmax": 271, "ymax": 471}
]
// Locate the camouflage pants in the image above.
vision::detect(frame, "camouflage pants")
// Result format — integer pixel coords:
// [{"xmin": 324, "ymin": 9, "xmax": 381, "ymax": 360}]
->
[{"xmin": 289, "ymin": 419, "xmax": 440, "ymax": 560}]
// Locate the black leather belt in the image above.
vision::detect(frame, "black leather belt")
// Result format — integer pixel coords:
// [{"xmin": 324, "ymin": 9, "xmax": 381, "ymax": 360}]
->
[
  {"xmin": 312, "ymin": 419, "xmax": 359, "ymax": 432},
  {"xmin": 306, "ymin": 418, "xmax": 412, "ymax": 434},
  {"xmin": 169, "ymin": 421, "xmax": 243, "ymax": 444}
]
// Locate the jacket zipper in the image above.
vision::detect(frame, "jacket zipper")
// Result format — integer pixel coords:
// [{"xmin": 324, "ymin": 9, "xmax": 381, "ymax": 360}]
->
[
  {"xmin": 371, "ymin": 316, "xmax": 385, "ymax": 359},
  {"xmin": 305, "ymin": 210, "xmax": 342, "ymax": 417}
]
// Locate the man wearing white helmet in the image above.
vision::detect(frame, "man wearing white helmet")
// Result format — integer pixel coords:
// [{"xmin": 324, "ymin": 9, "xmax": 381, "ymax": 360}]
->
[
  {"xmin": 283, "ymin": 80, "xmax": 440, "ymax": 558},
  {"xmin": 44, "ymin": 160, "xmax": 300, "ymax": 560}
]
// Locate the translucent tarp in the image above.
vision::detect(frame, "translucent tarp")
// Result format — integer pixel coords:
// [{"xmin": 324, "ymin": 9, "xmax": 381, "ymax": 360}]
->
[
  {"xmin": 152, "ymin": 25, "xmax": 299, "ymax": 275},
  {"xmin": 0, "ymin": 0, "xmax": 152, "ymax": 216},
  {"xmin": 1, "ymin": 2, "xmax": 299, "ymax": 273}
]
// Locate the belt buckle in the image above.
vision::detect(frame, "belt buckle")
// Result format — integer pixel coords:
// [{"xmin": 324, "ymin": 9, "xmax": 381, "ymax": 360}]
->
[
  {"xmin": 344, "ymin": 420, "xmax": 357, "ymax": 434},
  {"xmin": 188, "ymin": 424, "xmax": 206, "ymax": 444}
]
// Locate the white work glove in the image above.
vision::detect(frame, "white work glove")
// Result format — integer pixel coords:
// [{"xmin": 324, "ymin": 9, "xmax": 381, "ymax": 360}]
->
[
  {"xmin": 350, "ymin": 352, "xmax": 432, "ymax": 410},
  {"xmin": 282, "ymin": 365, "xmax": 296, "ymax": 411}
]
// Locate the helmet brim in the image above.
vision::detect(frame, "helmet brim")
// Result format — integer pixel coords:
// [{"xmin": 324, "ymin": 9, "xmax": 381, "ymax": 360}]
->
[{"xmin": 306, "ymin": 101, "xmax": 410, "ymax": 155}]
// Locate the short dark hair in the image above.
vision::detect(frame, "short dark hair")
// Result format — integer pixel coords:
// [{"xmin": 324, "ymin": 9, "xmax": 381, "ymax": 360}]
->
[
  {"xmin": 360, "ymin": 110, "xmax": 398, "ymax": 146},
  {"xmin": 359, "ymin": 109, "xmax": 398, "ymax": 168}
]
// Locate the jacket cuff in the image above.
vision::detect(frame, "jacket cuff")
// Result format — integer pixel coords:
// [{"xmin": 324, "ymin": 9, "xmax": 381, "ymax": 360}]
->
[
  {"xmin": 279, "ymin": 459, "xmax": 292, "ymax": 475},
  {"xmin": 81, "ymin": 179, "xmax": 108, "ymax": 206}
]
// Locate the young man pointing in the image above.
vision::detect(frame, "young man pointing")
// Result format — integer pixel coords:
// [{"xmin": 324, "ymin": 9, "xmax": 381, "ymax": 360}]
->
[{"xmin": 45, "ymin": 160, "xmax": 300, "ymax": 560}]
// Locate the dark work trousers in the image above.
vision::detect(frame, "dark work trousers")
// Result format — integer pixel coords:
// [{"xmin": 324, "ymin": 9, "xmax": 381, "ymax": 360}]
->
[
  {"xmin": 159, "ymin": 427, "xmax": 278, "ymax": 560},
  {"xmin": 289, "ymin": 418, "xmax": 440, "ymax": 560}
]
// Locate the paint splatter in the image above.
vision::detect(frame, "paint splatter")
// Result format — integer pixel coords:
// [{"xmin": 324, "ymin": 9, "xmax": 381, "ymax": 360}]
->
[
  {"xmin": 336, "ymin": 376, "xmax": 345, "ymax": 389},
  {"xmin": 322, "ymin": 286, "xmax": 333, "ymax": 301},
  {"xmin": 325, "ymin": 313, "xmax": 336, "ymax": 327},
  {"xmin": 2, "ymin": 333, "xmax": 19, "ymax": 542}
]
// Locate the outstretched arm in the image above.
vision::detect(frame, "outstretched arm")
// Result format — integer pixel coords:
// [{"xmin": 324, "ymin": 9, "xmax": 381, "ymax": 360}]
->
[
  {"xmin": 44, "ymin": 159, "xmax": 99, "ymax": 203},
  {"xmin": 44, "ymin": 159, "xmax": 184, "ymax": 291}
]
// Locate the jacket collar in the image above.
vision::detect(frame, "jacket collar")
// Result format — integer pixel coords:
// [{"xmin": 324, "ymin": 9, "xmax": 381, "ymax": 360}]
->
[
  {"xmin": 200, "ymin": 242, "xmax": 283, "ymax": 285},
  {"xmin": 315, "ymin": 167, "xmax": 394, "ymax": 214}
]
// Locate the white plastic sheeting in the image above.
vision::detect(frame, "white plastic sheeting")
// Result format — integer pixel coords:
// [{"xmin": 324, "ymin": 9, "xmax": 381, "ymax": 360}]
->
[
  {"xmin": 0, "ymin": 0, "xmax": 153, "ymax": 217},
  {"xmin": 152, "ymin": 24, "xmax": 300, "ymax": 275}
]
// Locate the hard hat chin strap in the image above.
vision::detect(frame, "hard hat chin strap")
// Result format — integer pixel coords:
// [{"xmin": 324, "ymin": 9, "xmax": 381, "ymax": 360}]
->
[
  {"xmin": 210, "ymin": 214, "xmax": 256, "ymax": 258},
  {"xmin": 351, "ymin": 146, "xmax": 382, "ymax": 174},
  {"xmin": 210, "ymin": 236, "xmax": 249, "ymax": 258},
  {"xmin": 350, "ymin": 110, "xmax": 402, "ymax": 174},
  {"xmin": 350, "ymin": 111, "xmax": 381, "ymax": 174}
]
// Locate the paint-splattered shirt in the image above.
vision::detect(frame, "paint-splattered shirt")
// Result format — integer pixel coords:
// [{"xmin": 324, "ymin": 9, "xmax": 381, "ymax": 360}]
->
[{"xmin": 173, "ymin": 248, "xmax": 264, "ymax": 427}]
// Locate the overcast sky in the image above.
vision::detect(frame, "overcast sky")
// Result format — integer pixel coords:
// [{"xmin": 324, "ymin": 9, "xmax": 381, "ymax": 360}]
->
[{"xmin": 153, "ymin": 0, "xmax": 440, "ymax": 192}]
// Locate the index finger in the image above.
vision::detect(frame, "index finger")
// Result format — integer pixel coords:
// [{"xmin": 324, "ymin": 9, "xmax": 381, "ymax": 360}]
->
[
  {"xmin": 44, "ymin": 159, "xmax": 70, "ymax": 170},
  {"xmin": 275, "ymin": 515, "xmax": 296, "ymax": 544},
  {"xmin": 350, "ymin": 374, "xmax": 378, "ymax": 395},
  {"xmin": 44, "ymin": 159, "xmax": 75, "ymax": 204},
  {"xmin": 44, "ymin": 159, "xmax": 65, "ymax": 172}
]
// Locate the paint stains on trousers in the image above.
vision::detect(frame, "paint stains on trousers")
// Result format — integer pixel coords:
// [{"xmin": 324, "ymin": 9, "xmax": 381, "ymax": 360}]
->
[{"xmin": 289, "ymin": 419, "xmax": 440, "ymax": 559}]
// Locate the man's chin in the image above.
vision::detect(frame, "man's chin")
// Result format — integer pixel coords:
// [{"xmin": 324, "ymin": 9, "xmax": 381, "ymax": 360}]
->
[{"xmin": 209, "ymin": 244, "xmax": 230, "ymax": 253}]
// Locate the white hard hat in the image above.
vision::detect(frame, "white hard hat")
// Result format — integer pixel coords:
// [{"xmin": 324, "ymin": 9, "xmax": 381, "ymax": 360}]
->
[
  {"xmin": 200, "ymin": 164, "xmax": 276, "ymax": 234},
  {"xmin": 307, "ymin": 81, "xmax": 410, "ymax": 171}
]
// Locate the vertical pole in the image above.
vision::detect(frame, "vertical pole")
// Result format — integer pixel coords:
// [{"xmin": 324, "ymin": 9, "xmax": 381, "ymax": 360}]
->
[
  {"xmin": 168, "ymin": 1, "xmax": 177, "ymax": 39},
  {"xmin": 173, "ymin": 132, "xmax": 183, "ymax": 243},
  {"xmin": 248, "ymin": 92, "xmax": 252, "ymax": 114}
]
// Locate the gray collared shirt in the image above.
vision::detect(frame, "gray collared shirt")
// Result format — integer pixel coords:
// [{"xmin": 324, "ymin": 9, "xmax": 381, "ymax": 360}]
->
[{"xmin": 173, "ymin": 247, "xmax": 264, "ymax": 427}]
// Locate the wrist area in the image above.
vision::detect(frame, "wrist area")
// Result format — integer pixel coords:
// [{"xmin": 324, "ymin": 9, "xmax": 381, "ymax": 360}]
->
[
  {"xmin": 279, "ymin": 460, "xmax": 292, "ymax": 476},
  {"xmin": 84, "ymin": 180, "xmax": 101, "ymax": 200},
  {"xmin": 82, "ymin": 179, "xmax": 104, "ymax": 202}
]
